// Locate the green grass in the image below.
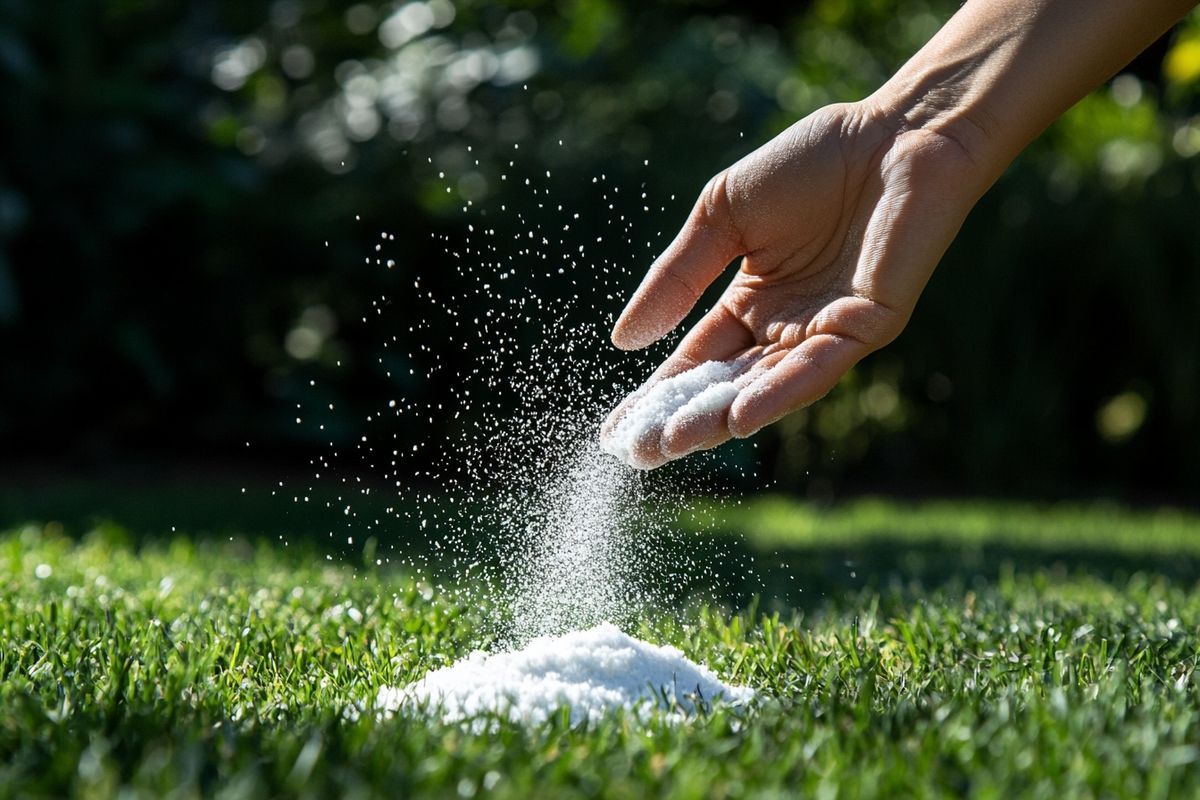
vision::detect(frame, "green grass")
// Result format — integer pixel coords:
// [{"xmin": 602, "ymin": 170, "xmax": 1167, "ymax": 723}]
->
[
  {"xmin": 4, "ymin": 499, "xmax": 1200, "ymax": 798},
  {"xmin": 695, "ymin": 496, "xmax": 1200, "ymax": 554}
]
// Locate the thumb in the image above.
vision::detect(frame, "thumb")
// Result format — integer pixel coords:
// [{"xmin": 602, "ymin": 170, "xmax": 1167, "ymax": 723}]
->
[{"xmin": 611, "ymin": 172, "xmax": 744, "ymax": 350}]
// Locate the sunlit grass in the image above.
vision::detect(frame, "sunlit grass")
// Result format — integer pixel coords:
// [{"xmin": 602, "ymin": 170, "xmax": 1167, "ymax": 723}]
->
[
  {"xmin": 688, "ymin": 494, "xmax": 1200, "ymax": 554},
  {"xmin": 3, "ymin": 501, "xmax": 1200, "ymax": 798}
]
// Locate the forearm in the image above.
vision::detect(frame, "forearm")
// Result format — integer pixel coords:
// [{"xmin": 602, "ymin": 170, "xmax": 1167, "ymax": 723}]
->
[{"xmin": 871, "ymin": 0, "xmax": 1197, "ymax": 188}]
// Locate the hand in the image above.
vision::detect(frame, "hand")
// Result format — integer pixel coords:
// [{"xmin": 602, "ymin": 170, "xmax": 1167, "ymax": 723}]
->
[
  {"xmin": 602, "ymin": 100, "xmax": 987, "ymax": 469},
  {"xmin": 602, "ymin": 0, "xmax": 1195, "ymax": 470}
]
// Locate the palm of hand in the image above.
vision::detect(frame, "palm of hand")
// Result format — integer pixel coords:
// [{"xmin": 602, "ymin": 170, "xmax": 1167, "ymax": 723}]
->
[{"xmin": 604, "ymin": 102, "xmax": 980, "ymax": 468}]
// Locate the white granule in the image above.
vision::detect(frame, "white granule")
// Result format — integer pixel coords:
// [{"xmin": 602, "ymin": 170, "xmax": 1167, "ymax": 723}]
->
[
  {"xmin": 680, "ymin": 380, "xmax": 741, "ymax": 417},
  {"xmin": 601, "ymin": 360, "xmax": 744, "ymax": 469},
  {"xmin": 377, "ymin": 623, "xmax": 754, "ymax": 725}
]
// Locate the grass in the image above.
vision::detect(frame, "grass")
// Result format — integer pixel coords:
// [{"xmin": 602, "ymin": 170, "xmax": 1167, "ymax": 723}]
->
[{"xmin": 4, "ymin": 498, "xmax": 1200, "ymax": 798}]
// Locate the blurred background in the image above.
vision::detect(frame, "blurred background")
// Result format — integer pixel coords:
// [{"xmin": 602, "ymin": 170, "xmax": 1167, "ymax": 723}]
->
[{"xmin": 2, "ymin": 0, "xmax": 1199, "ymax": 513}]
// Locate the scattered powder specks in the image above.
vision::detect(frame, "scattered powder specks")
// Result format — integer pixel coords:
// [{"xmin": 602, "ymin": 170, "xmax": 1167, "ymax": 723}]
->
[
  {"xmin": 377, "ymin": 623, "xmax": 754, "ymax": 725},
  {"xmin": 291, "ymin": 160, "xmax": 764, "ymax": 721},
  {"xmin": 601, "ymin": 360, "xmax": 745, "ymax": 469}
]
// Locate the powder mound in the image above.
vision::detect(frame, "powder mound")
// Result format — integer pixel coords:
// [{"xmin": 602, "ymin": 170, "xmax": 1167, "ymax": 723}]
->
[
  {"xmin": 377, "ymin": 623, "xmax": 754, "ymax": 725},
  {"xmin": 601, "ymin": 360, "xmax": 744, "ymax": 469}
]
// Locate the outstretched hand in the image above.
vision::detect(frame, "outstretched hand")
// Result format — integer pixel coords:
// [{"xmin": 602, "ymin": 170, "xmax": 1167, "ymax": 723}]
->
[{"xmin": 602, "ymin": 100, "xmax": 986, "ymax": 469}]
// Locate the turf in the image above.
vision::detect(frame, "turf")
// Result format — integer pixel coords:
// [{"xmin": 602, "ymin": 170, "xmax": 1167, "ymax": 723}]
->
[{"xmin": 4, "ymin": 499, "xmax": 1200, "ymax": 798}]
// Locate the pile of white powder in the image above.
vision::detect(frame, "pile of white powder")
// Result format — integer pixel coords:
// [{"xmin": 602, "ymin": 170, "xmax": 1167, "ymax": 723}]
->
[
  {"xmin": 600, "ymin": 359, "xmax": 745, "ymax": 469},
  {"xmin": 377, "ymin": 623, "xmax": 754, "ymax": 725}
]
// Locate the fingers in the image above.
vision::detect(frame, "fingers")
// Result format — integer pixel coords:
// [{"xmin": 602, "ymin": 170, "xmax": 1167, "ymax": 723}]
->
[
  {"xmin": 611, "ymin": 173, "xmax": 744, "ymax": 351},
  {"xmin": 727, "ymin": 333, "xmax": 871, "ymax": 438},
  {"xmin": 600, "ymin": 304, "xmax": 757, "ymax": 469},
  {"xmin": 717, "ymin": 294, "xmax": 902, "ymax": 440},
  {"xmin": 598, "ymin": 366, "xmax": 671, "ymax": 442},
  {"xmin": 657, "ymin": 373, "xmax": 750, "ymax": 460},
  {"xmin": 648, "ymin": 307, "xmax": 758, "ymax": 459},
  {"xmin": 602, "ymin": 303, "xmax": 753, "ymax": 438},
  {"xmin": 658, "ymin": 346, "xmax": 786, "ymax": 460},
  {"xmin": 608, "ymin": 332, "xmax": 864, "ymax": 468}
]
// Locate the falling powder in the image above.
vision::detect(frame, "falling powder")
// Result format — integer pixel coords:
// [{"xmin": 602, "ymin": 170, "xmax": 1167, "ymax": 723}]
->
[
  {"xmin": 377, "ymin": 623, "xmax": 754, "ymax": 725},
  {"xmin": 293, "ymin": 156, "xmax": 765, "ymax": 721},
  {"xmin": 508, "ymin": 440, "xmax": 638, "ymax": 644},
  {"xmin": 601, "ymin": 359, "xmax": 746, "ymax": 469}
]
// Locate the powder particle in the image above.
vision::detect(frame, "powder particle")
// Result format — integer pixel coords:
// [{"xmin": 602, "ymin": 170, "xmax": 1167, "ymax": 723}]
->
[
  {"xmin": 601, "ymin": 360, "xmax": 744, "ymax": 469},
  {"xmin": 377, "ymin": 623, "xmax": 754, "ymax": 725}
]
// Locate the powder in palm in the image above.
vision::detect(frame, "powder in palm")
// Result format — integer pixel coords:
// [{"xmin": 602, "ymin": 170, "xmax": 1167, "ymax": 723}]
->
[
  {"xmin": 601, "ymin": 359, "xmax": 743, "ymax": 469},
  {"xmin": 377, "ymin": 623, "xmax": 754, "ymax": 725}
]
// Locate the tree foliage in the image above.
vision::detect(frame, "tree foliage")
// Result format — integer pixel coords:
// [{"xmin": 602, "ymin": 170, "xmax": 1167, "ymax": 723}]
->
[{"xmin": 2, "ymin": 0, "xmax": 1199, "ymax": 498}]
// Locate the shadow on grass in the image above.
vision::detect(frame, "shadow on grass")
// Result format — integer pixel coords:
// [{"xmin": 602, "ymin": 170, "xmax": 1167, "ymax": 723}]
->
[
  {"xmin": 0, "ymin": 480, "xmax": 382, "ymax": 544},
  {"xmin": 5, "ymin": 481, "xmax": 1199, "ymax": 614},
  {"xmin": 671, "ymin": 533, "xmax": 1200, "ymax": 614}
]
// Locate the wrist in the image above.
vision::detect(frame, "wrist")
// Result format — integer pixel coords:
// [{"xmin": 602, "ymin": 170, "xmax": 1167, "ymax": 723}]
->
[
  {"xmin": 865, "ymin": 58, "xmax": 1015, "ymax": 194},
  {"xmin": 863, "ymin": 0, "xmax": 1199, "ymax": 196}
]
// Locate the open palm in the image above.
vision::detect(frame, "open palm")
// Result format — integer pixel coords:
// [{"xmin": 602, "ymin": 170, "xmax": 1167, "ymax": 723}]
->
[{"xmin": 603, "ymin": 101, "xmax": 985, "ymax": 469}]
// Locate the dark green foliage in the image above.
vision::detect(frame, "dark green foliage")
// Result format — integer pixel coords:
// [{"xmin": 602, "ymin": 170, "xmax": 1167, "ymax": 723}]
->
[{"xmin": 2, "ymin": 1, "xmax": 1199, "ymax": 497}]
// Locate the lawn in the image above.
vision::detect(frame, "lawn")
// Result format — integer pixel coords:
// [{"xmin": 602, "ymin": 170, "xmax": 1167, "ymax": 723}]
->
[{"xmin": 4, "ymin": 496, "xmax": 1200, "ymax": 798}]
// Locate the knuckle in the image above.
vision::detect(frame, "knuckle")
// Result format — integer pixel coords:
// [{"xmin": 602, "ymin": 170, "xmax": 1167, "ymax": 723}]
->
[
  {"xmin": 697, "ymin": 171, "xmax": 732, "ymax": 221},
  {"xmin": 689, "ymin": 170, "xmax": 742, "ymax": 250}
]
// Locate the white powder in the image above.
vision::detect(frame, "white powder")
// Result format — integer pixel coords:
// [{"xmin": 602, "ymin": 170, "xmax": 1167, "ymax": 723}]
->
[
  {"xmin": 601, "ymin": 360, "xmax": 744, "ymax": 469},
  {"xmin": 377, "ymin": 623, "xmax": 754, "ymax": 725},
  {"xmin": 680, "ymin": 380, "xmax": 741, "ymax": 417},
  {"xmin": 507, "ymin": 443, "xmax": 636, "ymax": 644}
]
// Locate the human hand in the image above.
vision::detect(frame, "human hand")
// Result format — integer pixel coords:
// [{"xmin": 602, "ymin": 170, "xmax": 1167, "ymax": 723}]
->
[
  {"xmin": 600, "ymin": 0, "xmax": 1195, "ymax": 470},
  {"xmin": 601, "ymin": 100, "xmax": 986, "ymax": 469}
]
